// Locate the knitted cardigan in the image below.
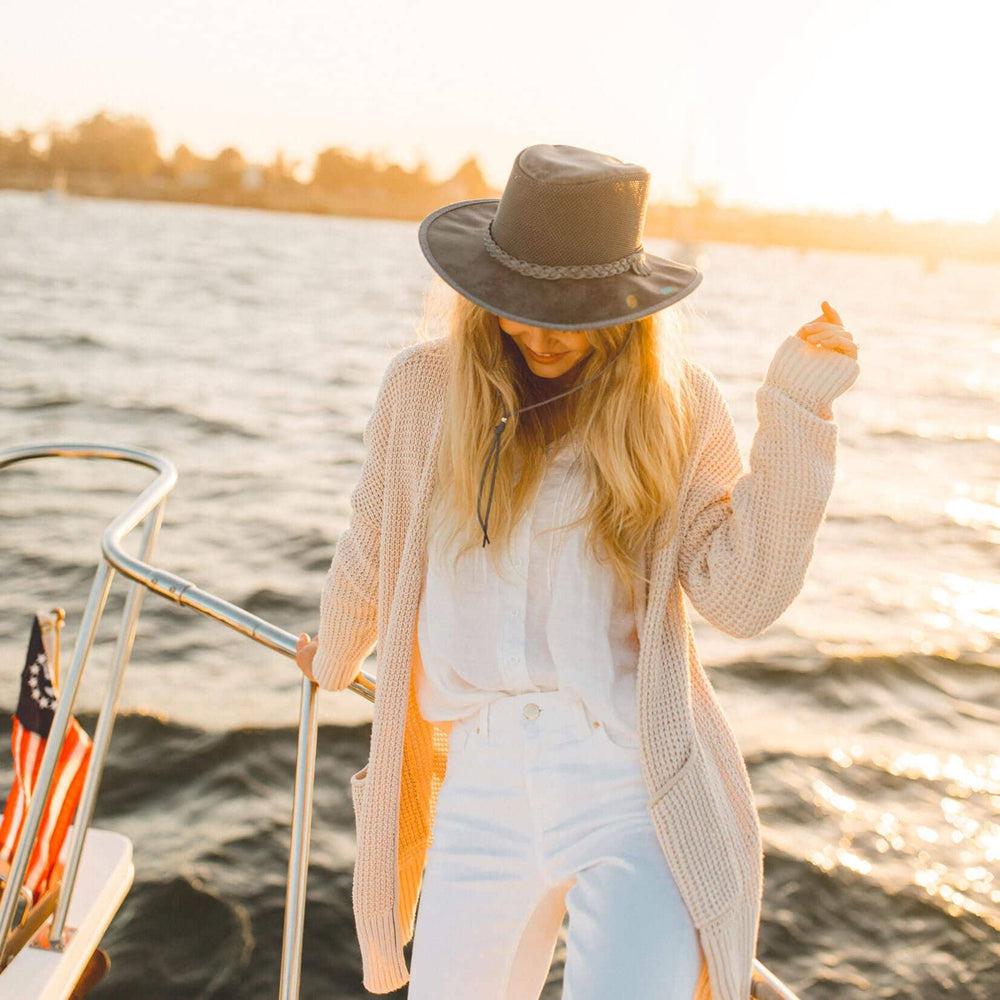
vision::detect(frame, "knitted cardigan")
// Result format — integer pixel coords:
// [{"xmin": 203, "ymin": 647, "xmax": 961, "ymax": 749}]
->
[{"xmin": 313, "ymin": 331, "xmax": 860, "ymax": 999}]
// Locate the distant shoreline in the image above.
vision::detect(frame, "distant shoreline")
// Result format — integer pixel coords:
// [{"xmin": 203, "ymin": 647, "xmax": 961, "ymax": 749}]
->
[
  {"xmin": 5, "ymin": 108, "xmax": 998, "ymax": 266},
  {"xmin": 3, "ymin": 175, "xmax": 998, "ymax": 267}
]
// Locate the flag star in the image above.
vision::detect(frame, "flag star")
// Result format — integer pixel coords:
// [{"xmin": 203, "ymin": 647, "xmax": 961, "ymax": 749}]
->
[
  {"xmin": 28, "ymin": 677, "xmax": 38, "ymax": 689},
  {"xmin": 30, "ymin": 663, "xmax": 39, "ymax": 675}
]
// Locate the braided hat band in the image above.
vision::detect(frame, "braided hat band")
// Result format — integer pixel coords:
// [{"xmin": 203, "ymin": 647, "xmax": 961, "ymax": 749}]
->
[{"xmin": 482, "ymin": 220, "xmax": 654, "ymax": 279}]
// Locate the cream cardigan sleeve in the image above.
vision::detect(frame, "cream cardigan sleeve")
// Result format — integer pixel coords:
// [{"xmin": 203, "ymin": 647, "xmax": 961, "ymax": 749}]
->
[
  {"xmin": 677, "ymin": 334, "xmax": 860, "ymax": 640},
  {"xmin": 312, "ymin": 355, "xmax": 401, "ymax": 692}
]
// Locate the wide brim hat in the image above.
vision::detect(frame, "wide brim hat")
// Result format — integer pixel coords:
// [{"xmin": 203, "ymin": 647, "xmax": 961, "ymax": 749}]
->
[{"xmin": 418, "ymin": 144, "xmax": 702, "ymax": 331}]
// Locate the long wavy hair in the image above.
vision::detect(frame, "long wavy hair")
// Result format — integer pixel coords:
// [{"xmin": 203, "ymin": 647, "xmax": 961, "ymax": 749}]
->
[{"xmin": 420, "ymin": 279, "xmax": 700, "ymax": 614}]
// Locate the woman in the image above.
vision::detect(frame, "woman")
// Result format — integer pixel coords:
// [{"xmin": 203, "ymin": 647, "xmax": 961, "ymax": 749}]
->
[{"xmin": 295, "ymin": 145, "xmax": 860, "ymax": 999}]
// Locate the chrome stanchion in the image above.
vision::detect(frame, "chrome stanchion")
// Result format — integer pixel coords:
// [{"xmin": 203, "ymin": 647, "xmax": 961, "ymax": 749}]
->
[
  {"xmin": 278, "ymin": 677, "xmax": 320, "ymax": 1000},
  {"xmin": 48, "ymin": 502, "xmax": 166, "ymax": 947}
]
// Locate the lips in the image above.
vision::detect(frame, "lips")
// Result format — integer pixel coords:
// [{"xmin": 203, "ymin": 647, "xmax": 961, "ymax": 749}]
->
[{"xmin": 525, "ymin": 346, "xmax": 567, "ymax": 363}]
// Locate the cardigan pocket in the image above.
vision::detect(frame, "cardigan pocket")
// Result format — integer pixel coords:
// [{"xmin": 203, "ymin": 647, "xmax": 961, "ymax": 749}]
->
[
  {"xmin": 349, "ymin": 762, "xmax": 369, "ymax": 837},
  {"xmin": 645, "ymin": 737, "xmax": 742, "ymax": 928}
]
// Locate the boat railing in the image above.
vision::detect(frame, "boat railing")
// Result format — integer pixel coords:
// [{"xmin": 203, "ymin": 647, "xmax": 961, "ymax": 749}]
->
[{"xmin": 0, "ymin": 442, "xmax": 799, "ymax": 1000}]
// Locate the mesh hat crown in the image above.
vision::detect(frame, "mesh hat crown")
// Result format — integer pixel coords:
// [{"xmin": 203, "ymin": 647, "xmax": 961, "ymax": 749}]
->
[{"xmin": 418, "ymin": 143, "xmax": 702, "ymax": 330}]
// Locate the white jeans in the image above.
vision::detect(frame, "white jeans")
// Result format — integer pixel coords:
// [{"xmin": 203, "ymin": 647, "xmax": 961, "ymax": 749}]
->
[{"xmin": 408, "ymin": 689, "xmax": 703, "ymax": 999}]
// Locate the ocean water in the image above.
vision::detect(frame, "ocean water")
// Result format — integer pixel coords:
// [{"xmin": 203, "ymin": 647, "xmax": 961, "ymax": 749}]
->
[{"xmin": 0, "ymin": 188, "xmax": 997, "ymax": 998}]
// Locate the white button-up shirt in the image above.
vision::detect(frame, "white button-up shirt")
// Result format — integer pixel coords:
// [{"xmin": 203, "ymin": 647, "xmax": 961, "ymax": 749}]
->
[{"xmin": 416, "ymin": 432, "xmax": 642, "ymax": 748}]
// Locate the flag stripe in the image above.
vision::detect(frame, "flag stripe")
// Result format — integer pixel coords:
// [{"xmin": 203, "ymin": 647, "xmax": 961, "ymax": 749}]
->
[
  {"xmin": 25, "ymin": 723, "xmax": 91, "ymax": 895},
  {"xmin": 1, "ymin": 616, "xmax": 94, "ymax": 903}
]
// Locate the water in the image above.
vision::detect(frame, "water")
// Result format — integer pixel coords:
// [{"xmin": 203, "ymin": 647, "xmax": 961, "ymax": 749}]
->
[{"xmin": 1, "ymin": 189, "xmax": 998, "ymax": 997}]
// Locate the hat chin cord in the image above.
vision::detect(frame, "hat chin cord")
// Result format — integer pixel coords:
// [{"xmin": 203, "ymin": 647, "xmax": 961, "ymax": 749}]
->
[{"xmin": 476, "ymin": 322, "xmax": 637, "ymax": 547}]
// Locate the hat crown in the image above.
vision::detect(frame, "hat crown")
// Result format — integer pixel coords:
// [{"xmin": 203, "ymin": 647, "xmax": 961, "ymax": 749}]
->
[{"xmin": 491, "ymin": 144, "xmax": 651, "ymax": 268}]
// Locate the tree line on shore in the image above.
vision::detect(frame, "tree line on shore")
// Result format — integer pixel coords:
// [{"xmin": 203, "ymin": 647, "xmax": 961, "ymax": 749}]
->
[
  {"xmin": 0, "ymin": 109, "xmax": 494, "ymax": 219},
  {"xmin": 2, "ymin": 109, "xmax": 998, "ymax": 263}
]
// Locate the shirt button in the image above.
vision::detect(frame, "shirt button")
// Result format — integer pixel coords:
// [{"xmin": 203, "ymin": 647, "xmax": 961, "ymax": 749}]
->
[{"xmin": 523, "ymin": 703, "xmax": 540, "ymax": 719}]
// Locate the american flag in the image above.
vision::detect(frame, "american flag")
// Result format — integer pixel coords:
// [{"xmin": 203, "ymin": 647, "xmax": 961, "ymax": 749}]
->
[{"xmin": 0, "ymin": 612, "xmax": 93, "ymax": 905}]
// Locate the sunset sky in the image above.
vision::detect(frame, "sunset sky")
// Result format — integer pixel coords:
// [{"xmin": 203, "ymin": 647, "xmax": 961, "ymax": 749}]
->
[{"xmin": 3, "ymin": 0, "xmax": 997, "ymax": 224}]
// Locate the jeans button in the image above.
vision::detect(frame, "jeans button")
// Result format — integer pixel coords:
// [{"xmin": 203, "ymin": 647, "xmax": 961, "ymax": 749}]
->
[{"xmin": 523, "ymin": 702, "xmax": 540, "ymax": 719}]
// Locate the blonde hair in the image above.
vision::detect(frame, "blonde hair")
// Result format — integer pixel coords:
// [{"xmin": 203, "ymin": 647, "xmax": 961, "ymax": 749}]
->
[{"xmin": 419, "ymin": 278, "xmax": 700, "ymax": 613}]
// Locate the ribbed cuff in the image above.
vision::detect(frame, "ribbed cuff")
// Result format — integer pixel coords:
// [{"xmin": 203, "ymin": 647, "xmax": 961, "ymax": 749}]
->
[
  {"xmin": 357, "ymin": 908, "xmax": 410, "ymax": 993},
  {"xmin": 697, "ymin": 903, "xmax": 759, "ymax": 1000},
  {"xmin": 763, "ymin": 334, "xmax": 860, "ymax": 420},
  {"xmin": 311, "ymin": 649, "xmax": 358, "ymax": 692}
]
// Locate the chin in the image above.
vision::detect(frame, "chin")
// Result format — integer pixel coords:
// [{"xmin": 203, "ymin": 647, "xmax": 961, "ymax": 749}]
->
[{"xmin": 527, "ymin": 363, "xmax": 566, "ymax": 379}]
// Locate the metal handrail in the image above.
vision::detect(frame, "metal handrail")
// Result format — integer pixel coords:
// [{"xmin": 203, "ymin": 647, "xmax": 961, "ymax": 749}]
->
[
  {"xmin": 0, "ymin": 441, "xmax": 797, "ymax": 999},
  {"xmin": 0, "ymin": 444, "xmax": 173, "ymax": 965}
]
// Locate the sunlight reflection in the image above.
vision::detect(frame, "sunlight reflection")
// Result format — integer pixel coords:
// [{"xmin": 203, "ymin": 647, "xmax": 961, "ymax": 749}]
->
[
  {"xmin": 814, "ymin": 745, "xmax": 999, "ymax": 930},
  {"xmin": 812, "ymin": 779, "xmax": 857, "ymax": 814},
  {"xmin": 945, "ymin": 494, "xmax": 1000, "ymax": 531},
  {"xmin": 883, "ymin": 751, "xmax": 997, "ymax": 795},
  {"xmin": 928, "ymin": 573, "xmax": 1000, "ymax": 637},
  {"xmin": 962, "ymin": 368, "xmax": 1000, "ymax": 395}
]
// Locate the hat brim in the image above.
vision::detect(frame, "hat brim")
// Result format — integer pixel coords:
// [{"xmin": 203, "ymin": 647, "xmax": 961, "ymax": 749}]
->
[{"xmin": 418, "ymin": 198, "xmax": 702, "ymax": 331}]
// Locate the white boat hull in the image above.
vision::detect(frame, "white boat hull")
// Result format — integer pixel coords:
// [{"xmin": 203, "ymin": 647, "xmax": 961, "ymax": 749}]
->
[{"xmin": 0, "ymin": 826, "xmax": 133, "ymax": 999}]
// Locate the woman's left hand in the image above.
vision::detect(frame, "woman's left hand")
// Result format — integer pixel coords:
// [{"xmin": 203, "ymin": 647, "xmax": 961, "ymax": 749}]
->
[{"xmin": 796, "ymin": 301, "xmax": 859, "ymax": 360}]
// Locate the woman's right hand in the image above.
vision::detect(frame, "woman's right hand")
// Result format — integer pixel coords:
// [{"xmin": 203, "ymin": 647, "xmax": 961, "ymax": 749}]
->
[
  {"xmin": 295, "ymin": 632, "xmax": 319, "ymax": 684},
  {"xmin": 763, "ymin": 301, "xmax": 861, "ymax": 420}
]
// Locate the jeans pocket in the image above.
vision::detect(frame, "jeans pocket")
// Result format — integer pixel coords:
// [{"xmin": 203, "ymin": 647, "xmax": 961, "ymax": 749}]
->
[
  {"xmin": 447, "ymin": 720, "xmax": 477, "ymax": 755},
  {"xmin": 593, "ymin": 721, "xmax": 641, "ymax": 754}
]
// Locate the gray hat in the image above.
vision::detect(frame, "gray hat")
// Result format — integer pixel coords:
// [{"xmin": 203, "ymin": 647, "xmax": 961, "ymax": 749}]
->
[{"xmin": 418, "ymin": 143, "xmax": 702, "ymax": 331}]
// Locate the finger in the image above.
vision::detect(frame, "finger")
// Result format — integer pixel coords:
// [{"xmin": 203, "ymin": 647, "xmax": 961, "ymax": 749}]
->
[
  {"xmin": 801, "ymin": 325, "xmax": 845, "ymax": 342},
  {"xmin": 821, "ymin": 301, "xmax": 843, "ymax": 326},
  {"xmin": 804, "ymin": 326, "xmax": 854, "ymax": 340},
  {"xmin": 801, "ymin": 321, "xmax": 843, "ymax": 334},
  {"xmin": 800, "ymin": 327, "xmax": 845, "ymax": 346},
  {"xmin": 804, "ymin": 329, "xmax": 852, "ymax": 346},
  {"xmin": 297, "ymin": 633, "xmax": 309, "ymax": 645},
  {"xmin": 803, "ymin": 332, "xmax": 858, "ymax": 357},
  {"xmin": 825, "ymin": 340, "xmax": 858, "ymax": 359}
]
